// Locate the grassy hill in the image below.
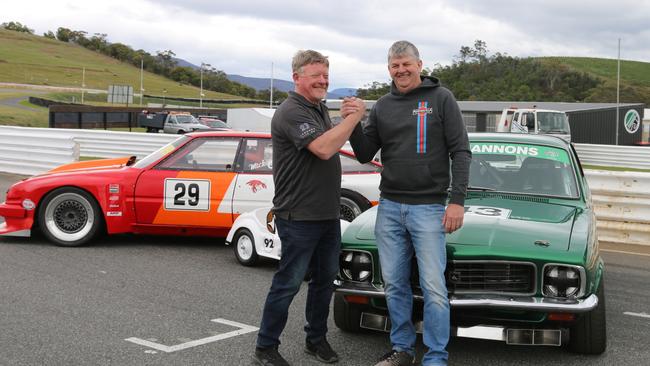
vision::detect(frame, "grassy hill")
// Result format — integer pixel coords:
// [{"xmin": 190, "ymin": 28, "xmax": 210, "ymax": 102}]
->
[
  {"xmin": 0, "ymin": 28, "xmax": 239, "ymax": 100},
  {"xmin": 540, "ymin": 57, "xmax": 650, "ymax": 86},
  {"xmin": 538, "ymin": 57, "xmax": 650, "ymax": 104}
]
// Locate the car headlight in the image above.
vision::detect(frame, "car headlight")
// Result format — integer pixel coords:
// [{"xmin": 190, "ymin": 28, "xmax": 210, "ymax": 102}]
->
[
  {"xmin": 542, "ymin": 264, "xmax": 585, "ymax": 298},
  {"xmin": 340, "ymin": 251, "xmax": 372, "ymax": 282}
]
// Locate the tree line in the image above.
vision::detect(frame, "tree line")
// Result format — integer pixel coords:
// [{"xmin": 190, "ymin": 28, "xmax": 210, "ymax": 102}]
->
[
  {"xmin": 357, "ymin": 40, "xmax": 647, "ymax": 104},
  {"xmin": 1, "ymin": 21, "xmax": 288, "ymax": 102}
]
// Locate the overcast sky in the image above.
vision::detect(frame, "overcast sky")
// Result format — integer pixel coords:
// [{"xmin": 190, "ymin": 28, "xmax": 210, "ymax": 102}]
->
[{"xmin": 4, "ymin": 0, "xmax": 649, "ymax": 89}]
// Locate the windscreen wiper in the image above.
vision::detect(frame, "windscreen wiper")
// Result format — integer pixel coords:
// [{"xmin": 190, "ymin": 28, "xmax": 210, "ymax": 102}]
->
[{"xmin": 467, "ymin": 186, "xmax": 496, "ymax": 191}]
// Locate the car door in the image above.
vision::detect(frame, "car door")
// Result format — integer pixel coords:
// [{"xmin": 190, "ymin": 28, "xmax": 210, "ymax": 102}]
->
[
  {"xmin": 231, "ymin": 137, "xmax": 275, "ymax": 217},
  {"xmin": 134, "ymin": 136, "xmax": 242, "ymax": 228}
]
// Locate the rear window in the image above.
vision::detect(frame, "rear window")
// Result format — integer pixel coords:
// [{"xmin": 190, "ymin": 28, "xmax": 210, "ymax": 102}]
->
[{"xmin": 340, "ymin": 154, "xmax": 381, "ymax": 173}]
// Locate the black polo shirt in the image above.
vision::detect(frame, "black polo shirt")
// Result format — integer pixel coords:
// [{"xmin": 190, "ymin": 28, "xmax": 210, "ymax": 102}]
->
[{"xmin": 271, "ymin": 91, "xmax": 341, "ymax": 220}]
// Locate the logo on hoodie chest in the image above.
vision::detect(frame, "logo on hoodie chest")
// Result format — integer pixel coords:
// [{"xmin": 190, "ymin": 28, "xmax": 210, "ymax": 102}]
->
[{"xmin": 413, "ymin": 101, "xmax": 432, "ymax": 154}]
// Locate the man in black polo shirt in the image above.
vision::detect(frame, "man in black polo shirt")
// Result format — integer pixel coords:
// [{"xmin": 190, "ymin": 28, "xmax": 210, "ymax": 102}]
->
[{"xmin": 253, "ymin": 50, "xmax": 365, "ymax": 366}]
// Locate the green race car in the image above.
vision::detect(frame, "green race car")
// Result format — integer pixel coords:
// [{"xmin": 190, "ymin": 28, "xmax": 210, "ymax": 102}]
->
[{"xmin": 334, "ymin": 133, "xmax": 606, "ymax": 354}]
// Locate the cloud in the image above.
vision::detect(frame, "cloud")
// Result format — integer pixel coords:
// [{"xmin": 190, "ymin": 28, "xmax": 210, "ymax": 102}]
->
[{"xmin": 3, "ymin": 0, "xmax": 649, "ymax": 89}]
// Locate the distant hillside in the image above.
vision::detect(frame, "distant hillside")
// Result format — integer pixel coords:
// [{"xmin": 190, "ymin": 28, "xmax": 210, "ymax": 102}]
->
[
  {"xmin": 227, "ymin": 74, "xmax": 293, "ymax": 92},
  {"xmin": 226, "ymin": 74, "xmax": 356, "ymax": 99},
  {"xmin": 539, "ymin": 57, "xmax": 650, "ymax": 86},
  {"xmin": 538, "ymin": 57, "xmax": 650, "ymax": 104},
  {"xmin": 0, "ymin": 28, "xmax": 240, "ymax": 99}
]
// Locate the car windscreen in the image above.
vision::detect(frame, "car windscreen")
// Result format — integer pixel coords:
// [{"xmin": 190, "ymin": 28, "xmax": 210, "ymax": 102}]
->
[
  {"xmin": 133, "ymin": 135, "xmax": 190, "ymax": 168},
  {"xmin": 340, "ymin": 154, "xmax": 381, "ymax": 173},
  {"xmin": 537, "ymin": 112, "xmax": 570, "ymax": 134},
  {"xmin": 468, "ymin": 142, "xmax": 578, "ymax": 198},
  {"xmin": 175, "ymin": 115, "xmax": 197, "ymax": 124},
  {"xmin": 208, "ymin": 120, "xmax": 229, "ymax": 128}
]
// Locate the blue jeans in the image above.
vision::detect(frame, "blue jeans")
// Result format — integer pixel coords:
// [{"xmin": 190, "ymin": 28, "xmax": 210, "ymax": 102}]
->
[
  {"xmin": 375, "ymin": 198, "xmax": 449, "ymax": 366},
  {"xmin": 256, "ymin": 217, "xmax": 341, "ymax": 348}
]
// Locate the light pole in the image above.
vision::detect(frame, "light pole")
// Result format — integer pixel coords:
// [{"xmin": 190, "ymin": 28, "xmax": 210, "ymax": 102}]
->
[
  {"xmin": 162, "ymin": 88, "xmax": 167, "ymax": 108},
  {"xmin": 81, "ymin": 67, "xmax": 86, "ymax": 104},
  {"xmin": 140, "ymin": 58, "xmax": 144, "ymax": 106},
  {"xmin": 615, "ymin": 38, "xmax": 621, "ymax": 145},
  {"xmin": 200, "ymin": 62, "xmax": 210, "ymax": 108}
]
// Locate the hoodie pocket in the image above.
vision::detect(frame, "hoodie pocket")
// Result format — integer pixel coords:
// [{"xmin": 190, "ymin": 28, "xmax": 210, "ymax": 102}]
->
[{"xmin": 381, "ymin": 159, "xmax": 437, "ymax": 193}]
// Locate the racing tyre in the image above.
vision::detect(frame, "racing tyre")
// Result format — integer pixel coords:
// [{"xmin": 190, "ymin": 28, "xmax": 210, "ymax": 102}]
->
[
  {"xmin": 233, "ymin": 228, "xmax": 259, "ymax": 266},
  {"xmin": 568, "ymin": 277, "xmax": 607, "ymax": 354},
  {"xmin": 38, "ymin": 187, "xmax": 103, "ymax": 247},
  {"xmin": 340, "ymin": 190, "xmax": 371, "ymax": 222},
  {"xmin": 333, "ymin": 293, "xmax": 363, "ymax": 332}
]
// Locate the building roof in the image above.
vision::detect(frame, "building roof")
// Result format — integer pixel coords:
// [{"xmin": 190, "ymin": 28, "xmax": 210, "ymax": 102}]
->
[
  {"xmin": 456, "ymin": 101, "xmax": 643, "ymax": 113},
  {"xmin": 326, "ymin": 99, "xmax": 644, "ymax": 113}
]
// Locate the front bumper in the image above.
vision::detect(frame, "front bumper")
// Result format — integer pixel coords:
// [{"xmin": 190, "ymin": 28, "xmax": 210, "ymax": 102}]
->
[
  {"xmin": 0, "ymin": 202, "xmax": 32, "ymax": 237},
  {"xmin": 335, "ymin": 281, "xmax": 598, "ymax": 313}
]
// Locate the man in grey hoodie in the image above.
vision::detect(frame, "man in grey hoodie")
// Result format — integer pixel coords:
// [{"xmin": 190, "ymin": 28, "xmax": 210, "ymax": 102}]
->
[{"xmin": 344, "ymin": 41, "xmax": 471, "ymax": 366}]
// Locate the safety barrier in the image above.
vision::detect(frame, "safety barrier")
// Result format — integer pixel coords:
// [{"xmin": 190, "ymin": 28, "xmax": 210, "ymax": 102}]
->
[
  {"xmin": 0, "ymin": 126, "xmax": 647, "ymax": 246},
  {"xmin": 574, "ymin": 143, "xmax": 650, "ymax": 169},
  {"xmin": 0, "ymin": 128, "xmax": 79, "ymax": 176},
  {"xmin": 585, "ymin": 170, "xmax": 650, "ymax": 247},
  {"xmin": 0, "ymin": 126, "xmax": 175, "ymax": 163}
]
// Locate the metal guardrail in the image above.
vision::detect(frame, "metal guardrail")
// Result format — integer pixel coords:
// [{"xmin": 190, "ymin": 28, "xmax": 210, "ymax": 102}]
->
[
  {"xmin": 0, "ymin": 126, "xmax": 175, "ymax": 163},
  {"xmin": 574, "ymin": 143, "xmax": 650, "ymax": 169},
  {"xmin": 0, "ymin": 126, "xmax": 648, "ymax": 247},
  {"xmin": 585, "ymin": 170, "xmax": 650, "ymax": 247},
  {"xmin": 0, "ymin": 128, "xmax": 79, "ymax": 175}
]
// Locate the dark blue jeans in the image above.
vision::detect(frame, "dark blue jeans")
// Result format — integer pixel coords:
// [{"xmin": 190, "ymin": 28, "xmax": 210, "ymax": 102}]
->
[{"xmin": 256, "ymin": 217, "xmax": 341, "ymax": 348}]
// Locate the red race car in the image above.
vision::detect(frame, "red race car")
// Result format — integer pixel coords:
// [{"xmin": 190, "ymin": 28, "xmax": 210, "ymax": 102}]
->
[{"xmin": 0, "ymin": 131, "xmax": 380, "ymax": 246}]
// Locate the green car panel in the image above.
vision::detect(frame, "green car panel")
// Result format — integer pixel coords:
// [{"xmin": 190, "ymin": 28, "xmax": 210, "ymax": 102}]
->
[{"xmin": 334, "ymin": 133, "xmax": 606, "ymax": 354}]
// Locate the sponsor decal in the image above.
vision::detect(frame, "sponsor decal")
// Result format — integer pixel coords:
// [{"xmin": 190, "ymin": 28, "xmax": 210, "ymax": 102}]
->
[
  {"xmin": 412, "ymin": 101, "xmax": 432, "ymax": 154},
  {"xmin": 470, "ymin": 143, "xmax": 569, "ymax": 164},
  {"xmin": 298, "ymin": 122, "xmax": 317, "ymax": 138},
  {"xmin": 246, "ymin": 179, "xmax": 268, "ymax": 193},
  {"xmin": 248, "ymin": 160, "xmax": 271, "ymax": 171},
  {"xmin": 106, "ymin": 211, "xmax": 123, "ymax": 217},
  {"xmin": 624, "ymin": 109, "xmax": 641, "ymax": 134}
]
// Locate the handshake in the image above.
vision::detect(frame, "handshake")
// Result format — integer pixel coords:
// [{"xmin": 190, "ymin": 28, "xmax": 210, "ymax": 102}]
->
[{"xmin": 341, "ymin": 97, "xmax": 366, "ymax": 121}]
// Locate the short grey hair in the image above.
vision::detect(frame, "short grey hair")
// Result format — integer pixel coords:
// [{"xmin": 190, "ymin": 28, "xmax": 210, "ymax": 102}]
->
[
  {"xmin": 387, "ymin": 40, "xmax": 420, "ymax": 62},
  {"xmin": 292, "ymin": 50, "xmax": 329, "ymax": 74}
]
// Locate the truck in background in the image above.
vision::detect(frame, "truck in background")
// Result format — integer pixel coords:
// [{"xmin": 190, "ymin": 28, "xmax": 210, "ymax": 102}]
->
[
  {"xmin": 138, "ymin": 111, "xmax": 211, "ymax": 134},
  {"xmin": 496, "ymin": 107, "xmax": 571, "ymax": 142}
]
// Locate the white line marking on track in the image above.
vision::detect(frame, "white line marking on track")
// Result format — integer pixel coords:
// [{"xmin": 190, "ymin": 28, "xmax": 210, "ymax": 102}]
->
[
  {"xmin": 600, "ymin": 249, "xmax": 650, "ymax": 257},
  {"xmin": 624, "ymin": 312, "xmax": 650, "ymax": 319},
  {"xmin": 125, "ymin": 318, "xmax": 259, "ymax": 353}
]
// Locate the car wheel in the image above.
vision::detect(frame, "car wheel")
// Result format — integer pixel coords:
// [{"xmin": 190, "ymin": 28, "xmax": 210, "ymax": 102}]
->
[
  {"xmin": 333, "ymin": 293, "xmax": 363, "ymax": 332},
  {"xmin": 233, "ymin": 228, "xmax": 259, "ymax": 266},
  {"xmin": 38, "ymin": 187, "xmax": 103, "ymax": 247},
  {"xmin": 146, "ymin": 127, "xmax": 157, "ymax": 133},
  {"xmin": 340, "ymin": 190, "xmax": 371, "ymax": 222},
  {"xmin": 568, "ymin": 277, "xmax": 607, "ymax": 354},
  {"xmin": 177, "ymin": 130, "xmax": 185, "ymax": 134}
]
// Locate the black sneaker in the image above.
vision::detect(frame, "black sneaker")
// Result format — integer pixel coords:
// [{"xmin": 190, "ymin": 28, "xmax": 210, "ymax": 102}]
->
[
  {"xmin": 304, "ymin": 338, "xmax": 339, "ymax": 363},
  {"xmin": 374, "ymin": 350, "xmax": 414, "ymax": 366},
  {"xmin": 253, "ymin": 346, "xmax": 290, "ymax": 366}
]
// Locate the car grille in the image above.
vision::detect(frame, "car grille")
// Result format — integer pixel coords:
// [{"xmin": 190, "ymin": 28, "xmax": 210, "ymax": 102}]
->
[{"xmin": 410, "ymin": 260, "xmax": 536, "ymax": 295}]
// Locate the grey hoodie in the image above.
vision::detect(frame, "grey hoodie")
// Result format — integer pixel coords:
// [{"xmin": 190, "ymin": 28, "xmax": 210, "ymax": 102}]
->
[{"xmin": 350, "ymin": 76, "xmax": 471, "ymax": 206}]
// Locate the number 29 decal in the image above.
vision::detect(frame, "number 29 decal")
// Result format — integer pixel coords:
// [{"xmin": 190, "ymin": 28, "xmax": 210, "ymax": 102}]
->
[{"xmin": 164, "ymin": 178, "xmax": 211, "ymax": 211}]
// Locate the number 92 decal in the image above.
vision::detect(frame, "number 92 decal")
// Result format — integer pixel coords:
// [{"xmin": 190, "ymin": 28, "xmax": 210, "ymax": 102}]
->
[{"xmin": 164, "ymin": 178, "xmax": 211, "ymax": 211}]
